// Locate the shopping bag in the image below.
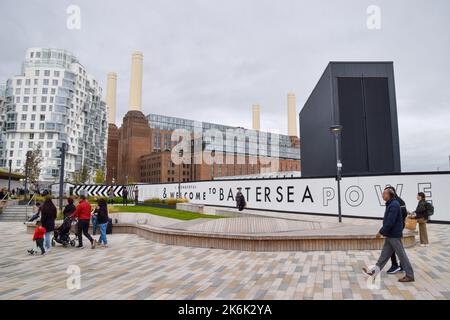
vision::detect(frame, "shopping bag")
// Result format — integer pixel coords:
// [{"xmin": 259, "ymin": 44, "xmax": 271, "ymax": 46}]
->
[{"xmin": 405, "ymin": 216, "xmax": 417, "ymax": 231}]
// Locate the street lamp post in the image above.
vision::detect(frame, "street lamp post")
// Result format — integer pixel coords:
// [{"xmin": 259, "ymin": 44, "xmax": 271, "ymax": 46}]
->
[
  {"xmin": 330, "ymin": 125, "xmax": 343, "ymax": 223},
  {"xmin": 178, "ymin": 149, "xmax": 184, "ymax": 198},
  {"xmin": 24, "ymin": 151, "xmax": 32, "ymax": 202},
  {"xmin": 7, "ymin": 159, "xmax": 12, "ymax": 194}
]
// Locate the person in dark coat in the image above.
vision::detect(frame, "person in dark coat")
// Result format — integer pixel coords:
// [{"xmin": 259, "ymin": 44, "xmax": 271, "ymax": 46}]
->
[
  {"xmin": 363, "ymin": 187, "xmax": 415, "ymax": 282},
  {"xmin": 122, "ymin": 187, "xmax": 129, "ymax": 206},
  {"xmin": 236, "ymin": 187, "xmax": 246, "ymax": 211},
  {"xmin": 63, "ymin": 197, "xmax": 76, "ymax": 219},
  {"xmin": 94, "ymin": 198, "xmax": 109, "ymax": 247},
  {"xmin": 385, "ymin": 186, "xmax": 408, "ymax": 274},
  {"xmin": 40, "ymin": 196, "xmax": 57, "ymax": 252},
  {"xmin": 413, "ymin": 192, "xmax": 429, "ymax": 246}
]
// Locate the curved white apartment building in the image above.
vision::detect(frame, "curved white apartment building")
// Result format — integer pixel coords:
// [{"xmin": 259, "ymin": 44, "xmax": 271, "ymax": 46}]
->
[{"xmin": 0, "ymin": 48, "xmax": 107, "ymax": 184}]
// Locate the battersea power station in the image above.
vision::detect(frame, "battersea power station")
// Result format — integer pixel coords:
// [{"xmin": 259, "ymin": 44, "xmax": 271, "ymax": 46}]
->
[{"xmin": 105, "ymin": 52, "xmax": 301, "ymax": 185}]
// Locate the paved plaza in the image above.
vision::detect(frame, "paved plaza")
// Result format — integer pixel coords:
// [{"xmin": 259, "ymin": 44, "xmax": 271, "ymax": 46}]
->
[{"xmin": 0, "ymin": 218, "xmax": 449, "ymax": 300}]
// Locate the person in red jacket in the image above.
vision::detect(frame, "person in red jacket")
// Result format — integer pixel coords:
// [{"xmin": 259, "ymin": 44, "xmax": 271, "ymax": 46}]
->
[
  {"xmin": 28, "ymin": 221, "xmax": 46, "ymax": 255},
  {"xmin": 70, "ymin": 195, "xmax": 96, "ymax": 249}
]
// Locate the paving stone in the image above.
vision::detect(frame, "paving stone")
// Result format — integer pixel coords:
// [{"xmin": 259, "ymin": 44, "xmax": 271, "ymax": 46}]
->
[{"xmin": 0, "ymin": 221, "xmax": 449, "ymax": 300}]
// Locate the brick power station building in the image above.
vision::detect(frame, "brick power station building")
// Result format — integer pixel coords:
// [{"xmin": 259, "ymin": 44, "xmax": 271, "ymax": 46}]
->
[{"xmin": 106, "ymin": 52, "xmax": 301, "ymax": 185}]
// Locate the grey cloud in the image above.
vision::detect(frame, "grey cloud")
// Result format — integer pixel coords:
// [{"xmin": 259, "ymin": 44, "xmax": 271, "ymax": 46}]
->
[{"xmin": 0, "ymin": 0, "xmax": 449, "ymax": 171}]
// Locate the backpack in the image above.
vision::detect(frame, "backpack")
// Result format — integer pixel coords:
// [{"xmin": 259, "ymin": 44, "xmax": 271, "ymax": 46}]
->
[
  {"xmin": 396, "ymin": 197, "xmax": 408, "ymax": 221},
  {"xmin": 425, "ymin": 202, "xmax": 434, "ymax": 217}
]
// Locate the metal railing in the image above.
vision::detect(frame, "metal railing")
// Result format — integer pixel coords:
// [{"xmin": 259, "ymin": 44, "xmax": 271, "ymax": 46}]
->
[
  {"xmin": 0, "ymin": 193, "xmax": 9, "ymax": 214},
  {"xmin": 25, "ymin": 193, "xmax": 37, "ymax": 221}
]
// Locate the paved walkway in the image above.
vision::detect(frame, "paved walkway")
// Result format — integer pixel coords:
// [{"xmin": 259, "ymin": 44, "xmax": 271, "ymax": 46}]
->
[{"xmin": 0, "ymin": 221, "xmax": 449, "ymax": 300}]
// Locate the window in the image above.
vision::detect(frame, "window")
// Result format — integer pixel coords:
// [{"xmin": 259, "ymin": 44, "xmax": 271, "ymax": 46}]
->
[
  {"xmin": 52, "ymin": 79, "xmax": 58, "ymax": 86},
  {"xmin": 20, "ymin": 123, "xmax": 26, "ymax": 129},
  {"xmin": 44, "ymin": 70, "xmax": 50, "ymax": 76},
  {"xmin": 42, "ymin": 88, "xmax": 48, "ymax": 94},
  {"xmin": 15, "ymin": 88, "xmax": 21, "ymax": 94},
  {"xmin": 23, "ymin": 96, "xmax": 29, "ymax": 103},
  {"xmin": 16, "ymin": 79, "xmax": 22, "ymax": 85},
  {"xmin": 24, "ymin": 88, "xmax": 30, "ymax": 94},
  {"xmin": 40, "ymin": 114, "xmax": 45, "ymax": 121},
  {"xmin": 32, "ymin": 105, "xmax": 37, "ymax": 111},
  {"xmin": 22, "ymin": 105, "xmax": 28, "ymax": 112},
  {"xmin": 25, "ymin": 79, "xmax": 31, "ymax": 86},
  {"xmin": 28, "ymin": 142, "xmax": 33, "ymax": 148},
  {"xmin": 36, "ymin": 52, "xmax": 41, "ymax": 58},
  {"xmin": 31, "ymin": 114, "xmax": 36, "ymax": 121},
  {"xmin": 35, "ymin": 70, "xmax": 40, "ymax": 76},
  {"xmin": 54, "ymin": 71, "xmax": 60, "ymax": 77},
  {"xmin": 43, "ymin": 79, "xmax": 49, "ymax": 85},
  {"xmin": 34, "ymin": 79, "xmax": 38, "ymax": 85},
  {"xmin": 30, "ymin": 123, "xmax": 35, "ymax": 129},
  {"xmin": 30, "ymin": 52, "xmax": 34, "ymax": 58},
  {"xmin": 41, "ymin": 96, "xmax": 47, "ymax": 103},
  {"xmin": 40, "ymin": 105, "xmax": 46, "ymax": 112},
  {"xmin": 21, "ymin": 114, "xmax": 27, "ymax": 121}
]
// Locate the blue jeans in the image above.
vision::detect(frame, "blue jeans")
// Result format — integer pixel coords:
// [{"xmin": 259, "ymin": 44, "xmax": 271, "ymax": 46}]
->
[
  {"xmin": 92, "ymin": 215, "xmax": 98, "ymax": 235},
  {"xmin": 98, "ymin": 222, "xmax": 108, "ymax": 245},
  {"xmin": 44, "ymin": 231, "xmax": 52, "ymax": 250}
]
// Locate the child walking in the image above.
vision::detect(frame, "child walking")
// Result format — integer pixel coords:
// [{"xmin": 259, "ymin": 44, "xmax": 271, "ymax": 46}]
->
[{"xmin": 28, "ymin": 221, "xmax": 46, "ymax": 256}]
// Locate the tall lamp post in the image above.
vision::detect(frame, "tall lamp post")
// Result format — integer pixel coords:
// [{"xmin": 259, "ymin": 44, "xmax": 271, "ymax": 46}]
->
[
  {"xmin": 24, "ymin": 151, "xmax": 32, "ymax": 202},
  {"xmin": 7, "ymin": 159, "xmax": 12, "ymax": 194},
  {"xmin": 178, "ymin": 149, "xmax": 183, "ymax": 198},
  {"xmin": 330, "ymin": 125, "xmax": 343, "ymax": 223}
]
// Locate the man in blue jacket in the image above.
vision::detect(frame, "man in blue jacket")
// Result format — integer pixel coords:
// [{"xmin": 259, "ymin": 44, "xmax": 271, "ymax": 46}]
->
[{"xmin": 363, "ymin": 187, "xmax": 415, "ymax": 282}]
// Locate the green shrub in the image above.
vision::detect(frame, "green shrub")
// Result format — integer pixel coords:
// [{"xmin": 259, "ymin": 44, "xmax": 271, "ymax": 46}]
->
[{"xmin": 144, "ymin": 198, "xmax": 163, "ymax": 204}]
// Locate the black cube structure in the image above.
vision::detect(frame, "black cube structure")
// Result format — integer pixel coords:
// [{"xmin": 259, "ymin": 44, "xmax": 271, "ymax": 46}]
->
[{"xmin": 299, "ymin": 62, "xmax": 401, "ymax": 177}]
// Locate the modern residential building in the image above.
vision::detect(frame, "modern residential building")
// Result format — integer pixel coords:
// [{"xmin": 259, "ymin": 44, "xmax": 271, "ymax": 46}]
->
[
  {"xmin": 0, "ymin": 85, "xmax": 7, "ymax": 165},
  {"xmin": 0, "ymin": 48, "xmax": 108, "ymax": 184}
]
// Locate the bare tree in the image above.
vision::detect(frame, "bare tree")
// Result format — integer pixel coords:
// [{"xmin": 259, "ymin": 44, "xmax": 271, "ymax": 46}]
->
[
  {"xmin": 23, "ymin": 145, "xmax": 43, "ymax": 187},
  {"xmin": 73, "ymin": 164, "xmax": 90, "ymax": 184}
]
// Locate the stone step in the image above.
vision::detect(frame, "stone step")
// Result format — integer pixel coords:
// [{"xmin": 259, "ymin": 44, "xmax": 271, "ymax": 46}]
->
[{"xmin": 0, "ymin": 217, "xmax": 27, "ymax": 221}]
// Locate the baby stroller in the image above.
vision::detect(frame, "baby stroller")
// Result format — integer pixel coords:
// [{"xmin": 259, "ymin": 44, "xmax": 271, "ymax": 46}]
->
[{"xmin": 53, "ymin": 216, "xmax": 78, "ymax": 247}]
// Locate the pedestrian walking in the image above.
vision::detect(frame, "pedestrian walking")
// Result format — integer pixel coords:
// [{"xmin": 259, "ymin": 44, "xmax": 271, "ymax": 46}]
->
[
  {"xmin": 363, "ymin": 187, "xmax": 415, "ymax": 282},
  {"xmin": 70, "ymin": 195, "xmax": 96, "ymax": 249},
  {"xmin": 385, "ymin": 186, "xmax": 408, "ymax": 275},
  {"xmin": 28, "ymin": 221, "xmax": 46, "ymax": 256},
  {"xmin": 236, "ymin": 187, "xmax": 246, "ymax": 211},
  {"xmin": 122, "ymin": 187, "xmax": 128, "ymax": 206},
  {"xmin": 62, "ymin": 197, "xmax": 76, "ymax": 219},
  {"xmin": 40, "ymin": 196, "xmax": 57, "ymax": 252},
  {"xmin": 134, "ymin": 186, "xmax": 139, "ymax": 205},
  {"xmin": 94, "ymin": 198, "xmax": 109, "ymax": 247},
  {"xmin": 108, "ymin": 186, "xmax": 115, "ymax": 204}
]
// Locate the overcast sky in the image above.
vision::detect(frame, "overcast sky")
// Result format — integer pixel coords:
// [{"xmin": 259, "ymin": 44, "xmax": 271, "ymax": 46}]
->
[{"xmin": 0, "ymin": 0, "xmax": 449, "ymax": 172}]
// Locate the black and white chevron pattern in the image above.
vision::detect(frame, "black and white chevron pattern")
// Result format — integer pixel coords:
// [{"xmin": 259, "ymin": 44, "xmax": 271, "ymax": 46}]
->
[{"xmin": 73, "ymin": 185, "xmax": 136, "ymax": 197}]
